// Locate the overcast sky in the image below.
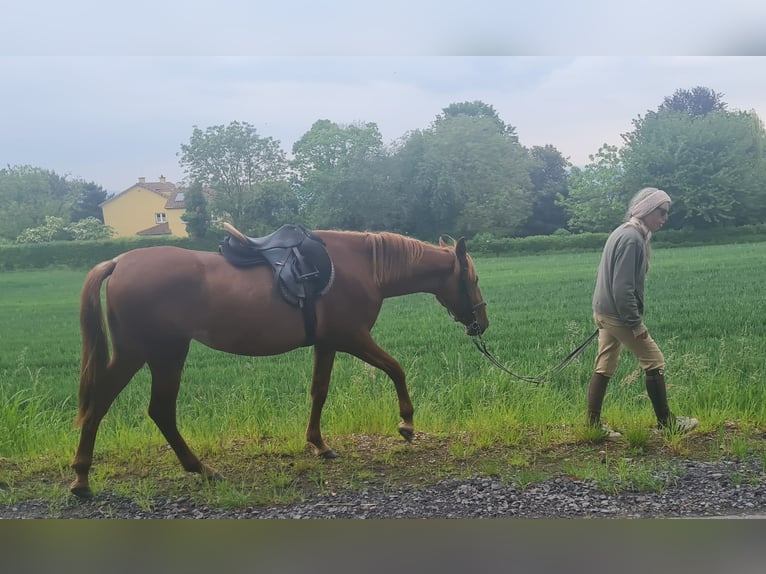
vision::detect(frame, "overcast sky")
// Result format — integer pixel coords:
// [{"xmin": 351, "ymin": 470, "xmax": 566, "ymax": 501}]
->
[{"xmin": 2, "ymin": 2, "xmax": 765, "ymax": 193}]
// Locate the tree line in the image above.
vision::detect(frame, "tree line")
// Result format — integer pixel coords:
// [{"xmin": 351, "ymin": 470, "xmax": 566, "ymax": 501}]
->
[
  {"xmin": 178, "ymin": 87, "xmax": 766, "ymax": 240},
  {"xmin": 4, "ymin": 86, "xmax": 765, "ymax": 244},
  {"xmin": 0, "ymin": 166, "xmax": 111, "ymax": 243}
]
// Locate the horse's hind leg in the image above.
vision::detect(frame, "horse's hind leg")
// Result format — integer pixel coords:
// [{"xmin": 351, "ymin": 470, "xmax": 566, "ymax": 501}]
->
[
  {"xmin": 146, "ymin": 345, "xmax": 222, "ymax": 482},
  {"xmin": 70, "ymin": 353, "xmax": 144, "ymax": 498},
  {"xmin": 306, "ymin": 345, "xmax": 338, "ymax": 458}
]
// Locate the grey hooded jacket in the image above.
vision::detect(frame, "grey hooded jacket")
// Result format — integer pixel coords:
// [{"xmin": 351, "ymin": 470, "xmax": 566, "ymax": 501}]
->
[{"xmin": 592, "ymin": 223, "xmax": 647, "ymax": 333}]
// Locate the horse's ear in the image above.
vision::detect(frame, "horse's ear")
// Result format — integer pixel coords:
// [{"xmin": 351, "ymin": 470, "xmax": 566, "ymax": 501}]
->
[
  {"xmin": 456, "ymin": 237, "xmax": 467, "ymax": 259},
  {"xmin": 439, "ymin": 234, "xmax": 457, "ymax": 248}
]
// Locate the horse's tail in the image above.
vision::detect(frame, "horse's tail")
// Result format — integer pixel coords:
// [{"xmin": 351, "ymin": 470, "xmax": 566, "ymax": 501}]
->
[{"xmin": 74, "ymin": 259, "xmax": 118, "ymax": 428}]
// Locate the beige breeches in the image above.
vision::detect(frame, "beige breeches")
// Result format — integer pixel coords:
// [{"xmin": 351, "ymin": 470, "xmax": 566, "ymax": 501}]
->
[{"xmin": 593, "ymin": 312, "xmax": 665, "ymax": 376}]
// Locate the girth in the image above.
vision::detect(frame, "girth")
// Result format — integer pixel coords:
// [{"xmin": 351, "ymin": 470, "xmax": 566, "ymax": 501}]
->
[{"xmin": 218, "ymin": 223, "xmax": 334, "ymax": 346}]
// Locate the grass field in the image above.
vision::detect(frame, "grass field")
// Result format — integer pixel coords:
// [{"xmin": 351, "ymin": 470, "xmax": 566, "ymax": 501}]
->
[{"xmin": 1, "ymin": 242, "xmax": 765, "ymax": 507}]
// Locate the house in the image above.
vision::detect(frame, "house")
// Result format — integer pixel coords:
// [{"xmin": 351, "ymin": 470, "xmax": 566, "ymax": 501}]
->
[{"xmin": 101, "ymin": 176, "xmax": 189, "ymax": 238}]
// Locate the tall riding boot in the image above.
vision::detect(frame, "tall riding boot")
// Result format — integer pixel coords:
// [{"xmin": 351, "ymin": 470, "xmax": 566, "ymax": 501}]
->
[
  {"xmin": 587, "ymin": 373, "xmax": 610, "ymax": 426},
  {"xmin": 645, "ymin": 368, "xmax": 674, "ymax": 428}
]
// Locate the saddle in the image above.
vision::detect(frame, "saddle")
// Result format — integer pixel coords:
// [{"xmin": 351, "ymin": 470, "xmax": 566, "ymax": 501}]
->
[{"xmin": 219, "ymin": 223, "xmax": 334, "ymax": 346}]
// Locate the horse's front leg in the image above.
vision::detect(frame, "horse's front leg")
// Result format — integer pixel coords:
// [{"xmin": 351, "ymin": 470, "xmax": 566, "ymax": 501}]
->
[
  {"xmin": 306, "ymin": 345, "xmax": 339, "ymax": 458},
  {"xmin": 346, "ymin": 333, "xmax": 414, "ymax": 443}
]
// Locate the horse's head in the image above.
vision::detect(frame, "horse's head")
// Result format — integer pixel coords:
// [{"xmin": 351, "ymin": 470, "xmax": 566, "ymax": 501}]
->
[{"xmin": 436, "ymin": 236, "xmax": 489, "ymax": 336}]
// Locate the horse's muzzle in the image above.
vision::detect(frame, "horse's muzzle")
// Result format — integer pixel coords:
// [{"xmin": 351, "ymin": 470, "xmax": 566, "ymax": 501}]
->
[
  {"xmin": 462, "ymin": 300, "xmax": 488, "ymax": 336},
  {"xmin": 465, "ymin": 321, "xmax": 487, "ymax": 336}
]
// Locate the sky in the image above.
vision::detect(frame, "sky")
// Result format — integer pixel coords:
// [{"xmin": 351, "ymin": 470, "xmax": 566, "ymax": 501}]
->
[{"xmin": 2, "ymin": 2, "xmax": 766, "ymax": 194}]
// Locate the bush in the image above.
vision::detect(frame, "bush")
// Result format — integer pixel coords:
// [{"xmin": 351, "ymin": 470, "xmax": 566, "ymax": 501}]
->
[
  {"xmin": 1, "ymin": 224, "xmax": 765, "ymax": 269},
  {"xmin": 467, "ymin": 224, "xmax": 766, "ymax": 257},
  {"xmin": 0, "ymin": 235, "xmax": 222, "ymax": 271},
  {"xmin": 15, "ymin": 216, "xmax": 114, "ymax": 243},
  {"xmin": 468, "ymin": 232, "xmax": 608, "ymax": 256},
  {"xmin": 653, "ymin": 224, "xmax": 766, "ymax": 248}
]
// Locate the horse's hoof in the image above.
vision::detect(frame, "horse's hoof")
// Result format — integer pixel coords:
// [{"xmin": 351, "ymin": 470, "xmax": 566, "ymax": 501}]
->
[
  {"xmin": 320, "ymin": 449, "xmax": 339, "ymax": 459},
  {"xmin": 398, "ymin": 426, "xmax": 414, "ymax": 443},
  {"xmin": 70, "ymin": 484, "xmax": 93, "ymax": 500}
]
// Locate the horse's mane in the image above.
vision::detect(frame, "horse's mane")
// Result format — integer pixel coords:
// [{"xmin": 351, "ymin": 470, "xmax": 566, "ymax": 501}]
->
[
  {"xmin": 322, "ymin": 229, "xmax": 464, "ymax": 286},
  {"xmin": 365, "ymin": 232, "xmax": 434, "ymax": 286}
]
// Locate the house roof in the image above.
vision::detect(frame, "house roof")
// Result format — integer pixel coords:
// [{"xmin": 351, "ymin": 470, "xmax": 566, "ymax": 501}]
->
[
  {"xmin": 100, "ymin": 176, "xmax": 186, "ymax": 209},
  {"xmin": 136, "ymin": 222, "xmax": 172, "ymax": 236},
  {"xmin": 164, "ymin": 189, "xmax": 187, "ymax": 210},
  {"xmin": 142, "ymin": 180, "xmax": 177, "ymax": 195}
]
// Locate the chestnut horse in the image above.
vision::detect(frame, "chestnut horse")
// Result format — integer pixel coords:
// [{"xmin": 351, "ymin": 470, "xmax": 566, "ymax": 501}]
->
[{"xmin": 70, "ymin": 229, "xmax": 488, "ymax": 498}]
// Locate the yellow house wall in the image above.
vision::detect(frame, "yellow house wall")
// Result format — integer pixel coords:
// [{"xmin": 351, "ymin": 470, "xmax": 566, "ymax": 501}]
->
[
  {"xmin": 102, "ymin": 187, "xmax": 189, "ymax": 238},
  {"xmin": 165, "ymin": 208, "xmax": 189, "ymax": 238}
]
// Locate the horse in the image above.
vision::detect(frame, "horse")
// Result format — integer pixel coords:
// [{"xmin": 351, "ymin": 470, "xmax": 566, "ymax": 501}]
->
[{"xmin": 69, "ymin": 228, "xmax": 489, "ymax": 498}]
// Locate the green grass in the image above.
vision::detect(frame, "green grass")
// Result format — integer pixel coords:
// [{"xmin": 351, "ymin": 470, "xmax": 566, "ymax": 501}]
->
[{"xmin": 1, "ymin": 242, "xmax": 765, "ymax": 505}]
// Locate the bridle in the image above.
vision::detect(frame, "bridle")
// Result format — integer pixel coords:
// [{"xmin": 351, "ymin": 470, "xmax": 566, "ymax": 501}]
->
[
  {"xmin": 452, "ymin": 251, "xmax": 598, "ymax": 385},
  {"xmin": 450, "ymin": 253, "xmax": 486, "ymax": 335}
]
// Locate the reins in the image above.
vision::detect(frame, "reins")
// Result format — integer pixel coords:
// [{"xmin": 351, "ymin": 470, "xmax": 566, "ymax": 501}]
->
[
  {"xmin": 470, "ymin": 329, "xmax": 599, "ymax": 385},
  {"xmin": 451, "ymin": 240, "xmax": 598, "ymax": 385}
]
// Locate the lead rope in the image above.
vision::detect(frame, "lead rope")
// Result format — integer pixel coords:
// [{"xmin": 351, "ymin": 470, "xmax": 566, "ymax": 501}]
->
[{"xmin": 471, "ymin": 328, "xmax": 599, "ymax": 385}]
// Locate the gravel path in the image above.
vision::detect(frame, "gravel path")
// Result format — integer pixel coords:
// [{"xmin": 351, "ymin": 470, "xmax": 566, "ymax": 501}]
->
[{"xmin": 1, "ymin": 458, "xmax": 764, "ymax": 519}]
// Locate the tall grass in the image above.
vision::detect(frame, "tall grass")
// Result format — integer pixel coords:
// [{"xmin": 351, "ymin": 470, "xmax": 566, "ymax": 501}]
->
[{"xmin": 1, "ymin": 242, "xmax": 765, "ymax": 470}]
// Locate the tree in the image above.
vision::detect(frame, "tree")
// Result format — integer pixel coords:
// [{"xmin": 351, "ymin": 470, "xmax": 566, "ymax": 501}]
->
[
  {"xmin": 292, "ymin": 119, "xmax": 383, "ymax": 175},
  {"xmin": 179, "ymin": 122, "xmax": 291, "ymax": 232},
  {"xmin": 623, "ymin": 87, "xmax": 727, "ymax": 152},
  {"xmin": 435, "ymin": 101, "xmax": 518, "ymax": 141},
  {"xmin": 523, "ymin": 145, "xmax": 570, "ymax": 235},
  {"xmin": 70, "ymin": 181, "xmax": 108, "ymax": 222},
  {"xmin": 396, "ymin": 113, "xmax": 532, "ymax": 239},
  {"xmin": 0, "ymin": 165, "xmax": 77, "ymax": 241},
  {"xmin": 380, "ymin": 131, "xmax": 432, "ymax": 234},
  {"xmin": 561, "ymin": 144, "xmax": 627, "ymax": 233},
  {"xmin": 305, "ymin": 155, "xmax": 400, "ymax": 232},
  {"xmin": 659, "ymin": 86, "xmax": 727, "ymax": 117},
  {"xmin": 243, "ymin": 180, "xmax": 301, "ymax": 235},
  {"xmin": 291, "ymin": 120, "xmax": 387, "ymax": 229},
  {"xmin": 180, "ymin": 181, "xmax": 211, "ymax": 239},
  {"xmin": 619, "ymin": 87, "xmax": 766, "ymax": 228},
  {"xmin": 621, "ymin": 108, "xmax": 766, "ymax": 228},
  {"xmin": 565, "ymin": 86, "xmax": 766, "ymax": 232}
]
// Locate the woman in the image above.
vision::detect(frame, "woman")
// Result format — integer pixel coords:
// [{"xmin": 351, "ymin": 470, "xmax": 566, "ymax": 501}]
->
[{"xmin": 587, "ymin": 187, "xmax": 698, "ymax": 437}]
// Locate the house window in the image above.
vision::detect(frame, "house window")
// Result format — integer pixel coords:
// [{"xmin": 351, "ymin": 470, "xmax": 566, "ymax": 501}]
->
[{"xmin": 155, "ymin": 212, "xmax": 167, "ymax": 224}]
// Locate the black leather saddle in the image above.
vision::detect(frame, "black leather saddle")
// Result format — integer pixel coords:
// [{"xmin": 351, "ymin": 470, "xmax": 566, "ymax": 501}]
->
[{"xmin": 218, "ymin": 223, "xmax": 334, "ymax": 346}]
